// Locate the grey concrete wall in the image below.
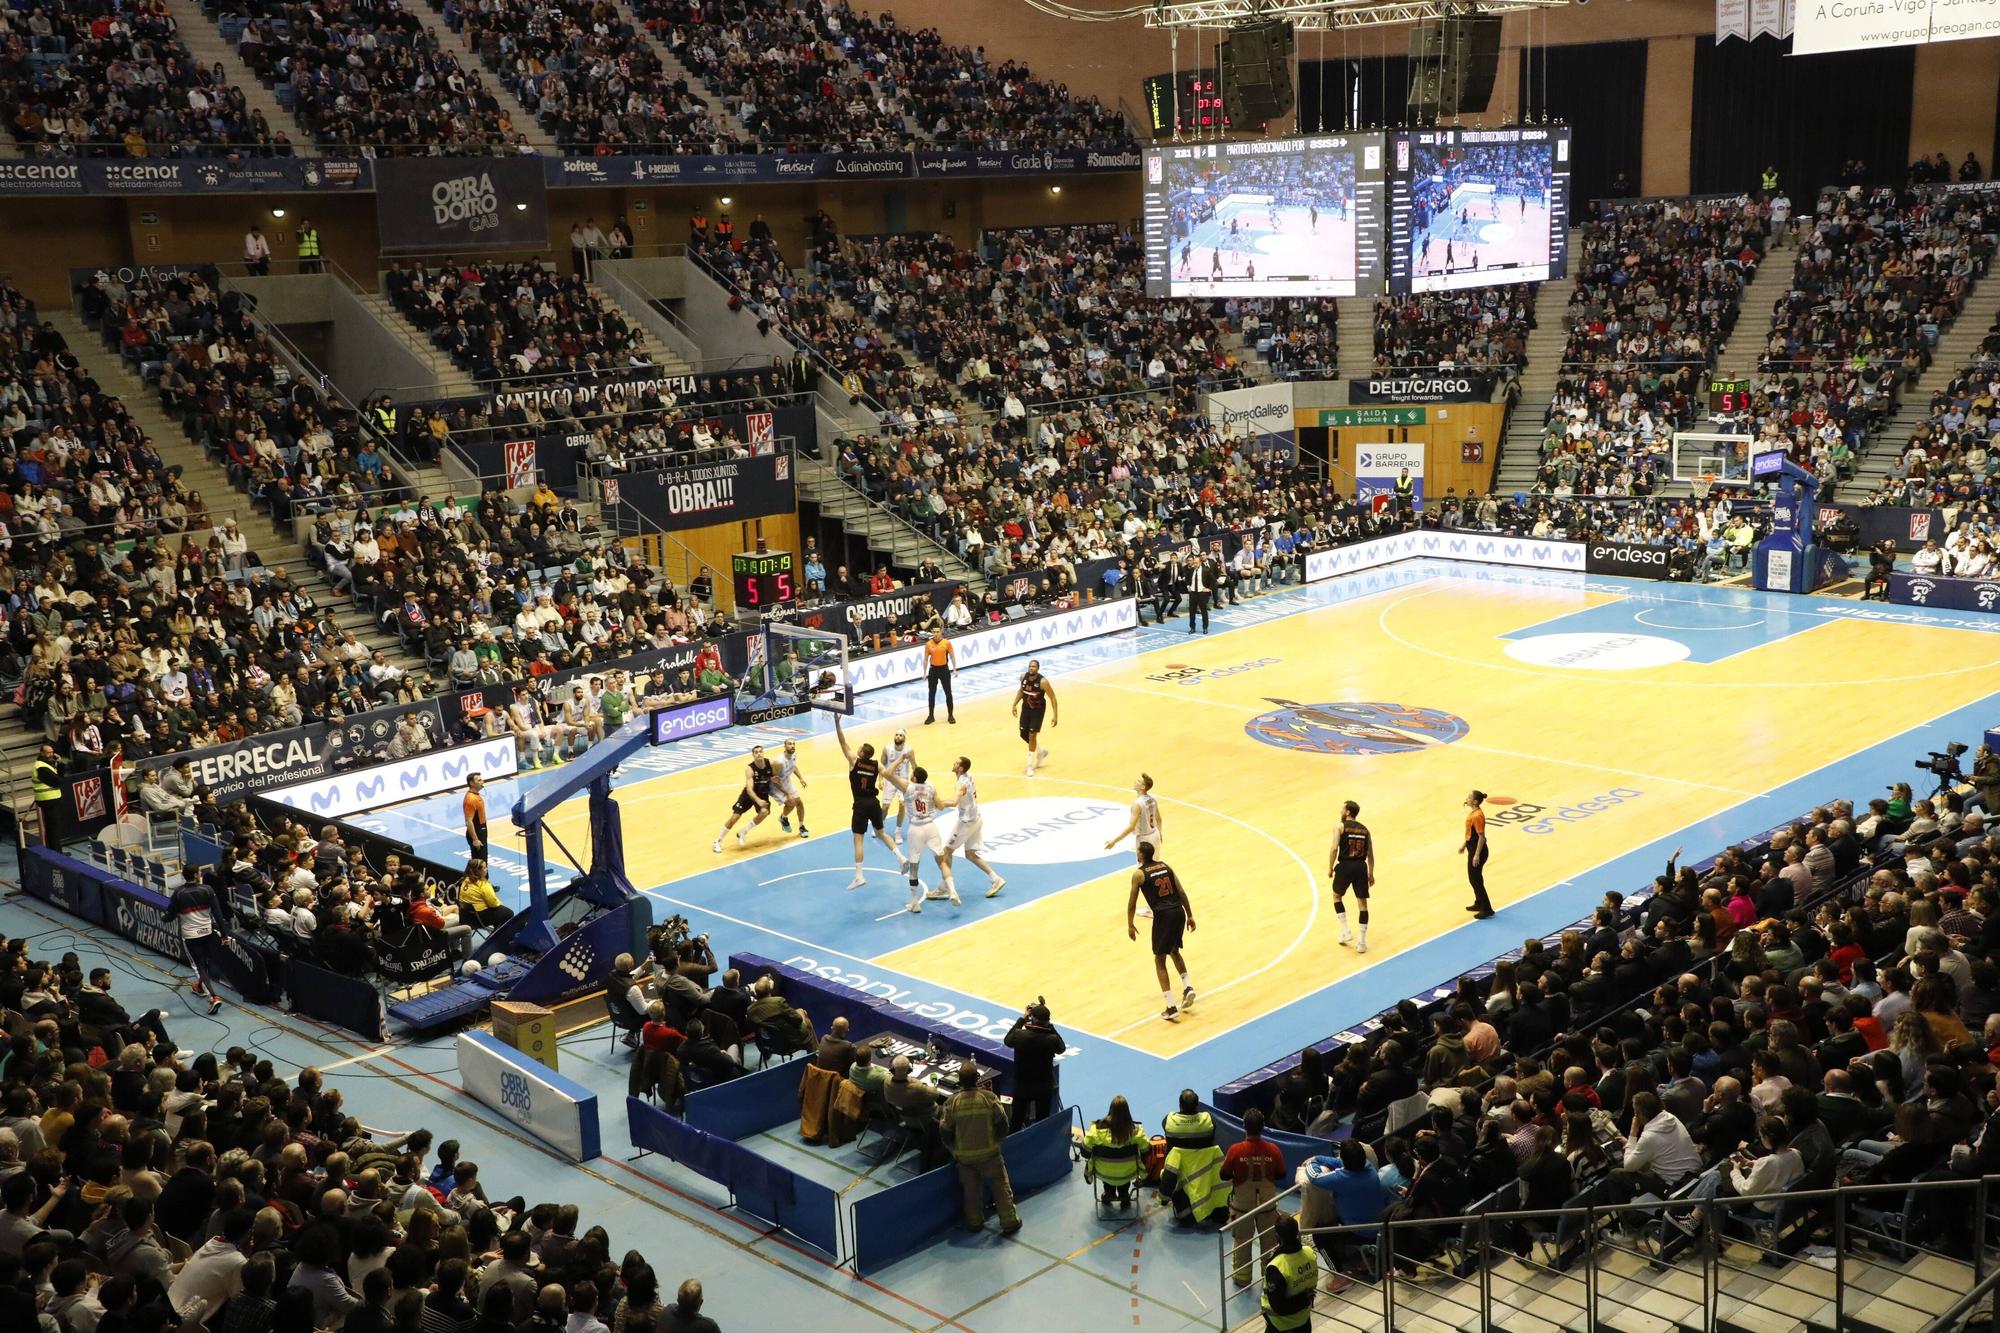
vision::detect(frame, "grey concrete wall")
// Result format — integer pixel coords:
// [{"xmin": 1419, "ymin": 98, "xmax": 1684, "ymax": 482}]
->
[{"xmin": 326, "ymin": 283, "xmax": 438, "ymax": 402}]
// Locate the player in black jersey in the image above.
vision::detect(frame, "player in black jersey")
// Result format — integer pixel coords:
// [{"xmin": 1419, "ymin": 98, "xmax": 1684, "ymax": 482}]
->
[
  {"xmin": 1011, "ymin": 658, "xmax": 1059, "ymax": 776},
  {"xmin": 1126, "ymin": 841, "xmax": 1196, "ymax": 1021},
  {"xmin": 712, "ymin": 745, "xmax": 776, "ymax": 853},
  {"xmin": 834, "ymin": 716, "xmax": 905, "ymax": 891},
  {"xmin": 1329, "ymin": 799, "xmax": 1375, "ymax": 955}
]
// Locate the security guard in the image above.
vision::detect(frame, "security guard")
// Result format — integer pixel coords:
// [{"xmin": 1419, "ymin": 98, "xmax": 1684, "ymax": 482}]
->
[
  {"xmin": 1262, "ymin": 1214, "xmax": 1317, "ymax": 1330},
  {"xmin": 1392, "ymin": 468, "xmax": 1415, "ymax": 515},
  {"xmin": 1080, "ymin": 1096, "xmax": 1149, "ymax": 1206},
  {"xmin": 371, "ymin": 395, "xmax": 397, "ymax": 444},
  {"xmin": 1159, "ymin": 1088, "xmax": 1227, "ymax": 1226},
  {"xmin": 689, "ymin": 210, "xmax": 709, "ymax": 246},
  {"xmin": 1761, "ymin": 164, "xmax": 1780, "ymax": 191},
  {"xmin": 31, "ymin": 743, "xmax": 64, "ymax": 846},
  {"xmin": 297, "ymin": 217, "xmax": 322, "ymax": 274},
  {"xmin": 715, "ymin": 211, "xmax": 735, "ymax": 247},
  {"xmin": 939, "ymin": 1062, "xmax": 1020, "ymax": 1234}
]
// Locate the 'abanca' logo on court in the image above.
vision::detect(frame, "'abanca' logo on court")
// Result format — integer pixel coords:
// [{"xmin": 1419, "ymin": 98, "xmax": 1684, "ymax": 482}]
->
[{"xmin": 1244, "ymin": 700, "xmax": 1470, "ymax": 755}]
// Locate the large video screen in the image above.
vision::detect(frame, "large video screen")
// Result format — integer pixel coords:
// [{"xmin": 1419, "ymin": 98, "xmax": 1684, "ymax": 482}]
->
[
  {"xmin": 1387, "ymin": 126, "xmax": 1570, "ymax": 294},
  {"xmin": 1143, "ymin": 134, "xmax": 1385, "ymax": 298}
]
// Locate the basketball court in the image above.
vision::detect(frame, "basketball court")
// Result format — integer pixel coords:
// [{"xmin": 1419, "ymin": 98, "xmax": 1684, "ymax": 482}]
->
[
  {"xmin": 1173, "ymin": 197, "xmax": 1357, "ymax": 286},
  {"xmin": 1413, "ymin": 191, "xmax": 1552, "ymax": 277},
  {"xmin": 353, "ymin": 557, "xmax": 2000, "ymax": 1119}
]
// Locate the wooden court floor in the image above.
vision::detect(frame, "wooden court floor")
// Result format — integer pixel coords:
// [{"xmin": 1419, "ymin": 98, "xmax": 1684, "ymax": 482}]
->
[{"xmin": 483, "ymin": 573, "xmax": 2000, "ymax": 1058}]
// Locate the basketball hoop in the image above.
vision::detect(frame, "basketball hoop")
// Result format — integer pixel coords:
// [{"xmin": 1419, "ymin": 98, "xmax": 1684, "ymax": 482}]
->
[{"xmin": 1692, "ymin": 473, "xmax": 1717, "ymax": 501}]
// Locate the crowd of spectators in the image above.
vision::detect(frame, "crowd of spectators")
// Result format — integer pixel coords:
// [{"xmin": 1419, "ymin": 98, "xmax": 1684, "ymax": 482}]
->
[
  {"xmin": 0, "ymin": 943, "xmax": 737, "ymax": 1329},
  {"xmin": 382, "ymin": 262, "xmax": 658, "ymax": 389},
  {"xmin": 1849, "ymin": 304, "xmax": 2000, "ymax": 516},
  {"xmin": 646, "ymin": 0, "xmax": 1132, "ymax": 153},
  {"xmin": 1233, "ymin": 297, "xmax": 1338, "ymax": 380},
  {"xmin": 1212, "ymin": 778, "xmax": 2000, "ymax": 1287},
  {"xmin": 224, "ymin": 0, "xmax": 526, "ymax": 155},
  {"xmin": 3, "ymin": 0, "xmax": 290, "ymax": 157},
  {"xmin": 0, "ymin": 276, "xmax": 359, "ymax": 774},
  {"xmin": 438, "ymin": 0, "xmax": 732, "ymax": 155},
  {"xmin": 1526, "ymin": 197, "xmax": 1764, "ymax": 498},
  {"xmin": 1373, "ymin": 287, "xmax": 1534, "ymax": 378}
]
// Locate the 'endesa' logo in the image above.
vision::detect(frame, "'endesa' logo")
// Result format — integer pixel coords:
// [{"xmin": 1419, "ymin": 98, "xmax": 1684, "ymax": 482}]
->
[{"xmin": 1488, "ymin": 788, "xmax": 1644, "ymax": 835}]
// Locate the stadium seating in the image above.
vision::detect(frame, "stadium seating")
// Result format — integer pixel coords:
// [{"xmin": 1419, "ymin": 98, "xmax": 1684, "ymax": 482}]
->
[
  {"xmin": 2, "ymin": 0, "xmax": 289, "ymax": 156},
  {"xmin": 646, "ymin": 0, "xmax": 1134, "ymax": 152},
  {"xmin": 381, "ymin": 261, "xmax": 658, "ymax": 388},
  {"xmin": 1374, "ymin": 287, "xmax": 1534, "ymax": 377},
  {"xmin": 1525, "ymin": 197, "xmax": 1764, "ymax": 497},
  {"xmin": 221, "ymin": 0, "xmax": 525, "ymax": 154},
  {"xmin": 433, "ymin": 0, "xmax": 733, "ymax": 154}
]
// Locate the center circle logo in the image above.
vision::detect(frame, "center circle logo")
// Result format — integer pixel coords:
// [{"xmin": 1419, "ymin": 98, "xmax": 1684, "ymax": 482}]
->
[
  {"xmin": 1244, "ymin": 701, "xmax": 1470, "ymax": 755},
  {"xmin": 1502, "ymin": 632, "xmax": 1690, "ymax": 671},
  {"xmin": 952, "ymin": 797, "xmax": 1131, "ymax": 865}
]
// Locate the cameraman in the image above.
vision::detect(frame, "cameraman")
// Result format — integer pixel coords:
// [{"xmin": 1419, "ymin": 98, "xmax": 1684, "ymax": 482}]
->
[
  {"xmin": 1004, "ymin": 1001, "xmax": 1065, "ymax": 1130},
  {"xmin": 1865, "ymin": 540, "xmax": 1896, "ymax": 600},
  {"xmin": 1975, "ymin": 745, "xmax": 2000, "ymax": 814}
]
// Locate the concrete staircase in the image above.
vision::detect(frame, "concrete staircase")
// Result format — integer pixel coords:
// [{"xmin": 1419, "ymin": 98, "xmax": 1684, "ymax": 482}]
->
[
  {"xmin": 1840, "ymin": 274, "xmax": 1995, "ymax": 501},
  {"xmin": 1338, "ymin": 300, "xmax": 1377, "ymax": 381},
  {"xmin": 164, "ymin": 0, "xmax": 316, "ymax": 155},
  {"xmin": 585, "ymin": 282, "xmax": 693, "ymax": 379},
  {"xmin": 356, "ymin": 288, "xmax": 478, "ymax": 399},
  {"xmin": 1493, "ymin": 264, "xmax": 1581, "ymax": 496},
  {"xmin": 410, "ymin": 0, "xmax": 558, "ymax": 154},
  {"xmin": 796, "ymin": 450, "xmax": 982, "ymax": 586},
  {"xmin": 1711, "ymin": 242, "xmax": 1801, "ymax": 382},
  {"xmin": 624, "ymin": 17, "xmax": 757, "ymax": 147}
]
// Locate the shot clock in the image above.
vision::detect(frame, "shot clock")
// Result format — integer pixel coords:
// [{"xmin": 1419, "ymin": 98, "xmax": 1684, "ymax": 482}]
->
[
  {"xmin": 732, "ymin": 550, "xmax": 796, "ymax": 609},
  {"xmin": 1709, "ymin": 377, "xmax": 1753, "ymax": 413}
]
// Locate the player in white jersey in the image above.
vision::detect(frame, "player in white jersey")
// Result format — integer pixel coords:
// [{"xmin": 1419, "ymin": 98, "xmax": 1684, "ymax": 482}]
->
[
  {"xmin": 1106, "ymin": 773, "xmax": 1165, "ymax": 916},
  {"xmin": 943, "ymin": 755, "xmax": 1006, "ymax": 898},
  {"xmin": 773, "ymin": 738, "xmax": 809, "ymax": 837},
  {"xmin": 882, "ymin": 728, "xmax": 915, "ymax": 838},
  {"xmin": 883, "ymin": 764, "xmax": 956, "ymax": 909}
]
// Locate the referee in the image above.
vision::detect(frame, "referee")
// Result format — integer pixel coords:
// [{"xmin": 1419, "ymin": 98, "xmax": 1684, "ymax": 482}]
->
[
  {"xmin": 463, "ymin": 772, "xmax": 488, "ymax": 857},
  {"xmin": 1329, "ymin": 799, "xmax": 1374, "ymax": 954},
  {"xmin": 923, "ymin": 627, "xmax": 956, "ymax": 725}
]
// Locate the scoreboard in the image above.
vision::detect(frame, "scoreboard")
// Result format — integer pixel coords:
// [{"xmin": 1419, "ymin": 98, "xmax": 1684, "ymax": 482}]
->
[
  {"xmin": 731, "ymin": 550, "xmax": 796, "ymax": 610},
  {"xmin": 1709, "ymin": 377, "xmax": 1754, "ymax": 413},
  {"xmin": 1141, "ymin": 71, "xmax": 1230, "ymax": 136}
]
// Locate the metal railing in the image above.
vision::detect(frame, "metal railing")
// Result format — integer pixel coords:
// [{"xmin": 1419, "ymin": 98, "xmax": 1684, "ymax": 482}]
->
[
  {"xmin": 1213, "ymin": 1172, "xmax": 2000, "ymax": 1333},
  {"xmin": 796, "ymin": 449, "xmax": 979, "ymax": 585}
]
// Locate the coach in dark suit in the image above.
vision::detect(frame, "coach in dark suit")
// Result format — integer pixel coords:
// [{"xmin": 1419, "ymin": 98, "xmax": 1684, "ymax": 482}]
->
[{"xmin": 1185, "ymin": 555, "xmax": 1217, "ymax": 635}]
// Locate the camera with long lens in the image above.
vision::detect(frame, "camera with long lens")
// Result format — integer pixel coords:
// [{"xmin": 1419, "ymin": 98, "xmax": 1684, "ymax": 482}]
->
[{"xmin": 1916, "ymin": 741, "xmax": 1968, "ymax": 781}]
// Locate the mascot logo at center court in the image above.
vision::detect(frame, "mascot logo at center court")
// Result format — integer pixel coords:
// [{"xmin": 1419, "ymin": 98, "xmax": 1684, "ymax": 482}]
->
[{"xmin": 1244, "ymin": 700, "xmax": 1470, "ymax": 755}]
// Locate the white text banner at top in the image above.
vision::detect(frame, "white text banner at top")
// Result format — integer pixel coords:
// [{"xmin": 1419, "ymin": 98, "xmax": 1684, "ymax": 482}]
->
[{"xmin": 1791, "ymin": 0, "xmax": 2000, "ymax": 55}]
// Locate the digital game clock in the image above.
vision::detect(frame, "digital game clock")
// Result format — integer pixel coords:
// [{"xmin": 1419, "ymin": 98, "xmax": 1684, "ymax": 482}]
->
[
  {"xmin": 732, "ymin": 550, "xmax": 796, "ymax": 610},
  {"xmin": 1709, "ymin": 377, "xmax": 1753, "ymax": 413}
]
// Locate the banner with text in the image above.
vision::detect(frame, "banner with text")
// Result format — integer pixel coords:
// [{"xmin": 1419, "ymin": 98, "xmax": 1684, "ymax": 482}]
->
[
  {"xmin": 375, "ymin": 157, "xmax": 550, "ymax": 254},
  {"xmin": 1348, "ymin": 372, "xmax": 1495, "ymax": 404},
  {"xmin": 779, "ymin": 581, "xmax": 966, "ymax": 643},
  {"xmin": 1792, "ymin": 0, "xmax": 1995, "ymax": 53},
  {"xmin": 1354, "ymin": 443, "xmax": 1427, "ymax": 508},
  {"xmin": 608, "ymin": 454, "xmax": 797, "ymax": 533},
  {"xmin": 131, "ymin": 700, "xmax": 447, "ymax": 804},
  {"xmin": 1203, "ymin": 382, "xmax": 1296, "ymax": 456}
]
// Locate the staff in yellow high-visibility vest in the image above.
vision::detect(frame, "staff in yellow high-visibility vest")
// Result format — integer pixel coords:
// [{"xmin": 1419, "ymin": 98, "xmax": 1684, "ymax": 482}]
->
[
  {"xmin": 297, "ymin": 218, "xmax": 322, "ymax": 274},
  {"xmin": 1262, "ymin": 1214, "xmax": 1317, "ymax": 1330}
]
